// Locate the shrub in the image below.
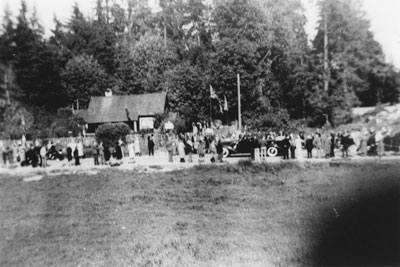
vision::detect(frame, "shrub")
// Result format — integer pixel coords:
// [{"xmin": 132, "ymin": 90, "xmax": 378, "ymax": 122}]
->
[{"xmin": 95, "ymin": 123, "xmax": 130, "ymax": 147}]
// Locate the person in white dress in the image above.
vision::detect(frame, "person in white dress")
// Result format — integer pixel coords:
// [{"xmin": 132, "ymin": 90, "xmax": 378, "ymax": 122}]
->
[
  {"xmin": 134, "ymin": 136, "xmax": 141, "ymax": 156},
  {"xmin": 77, "ymin": 140, "xmax": 84, "ymax": 158},
  {"xmin": 128, "ymin": 141, "xmax": 135, "ymax": 164}
]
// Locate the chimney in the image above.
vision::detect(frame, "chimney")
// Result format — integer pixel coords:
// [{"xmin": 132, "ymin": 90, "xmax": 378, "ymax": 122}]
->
[{"xmin": 105, "ymin": 89, "xmax": 112, "ymax": 97}]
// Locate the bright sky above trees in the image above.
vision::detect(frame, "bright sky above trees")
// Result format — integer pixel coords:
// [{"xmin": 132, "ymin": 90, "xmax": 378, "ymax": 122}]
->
[{"xmin": 1, "ymin": 0, "xmax": 399, "ymax": 68}]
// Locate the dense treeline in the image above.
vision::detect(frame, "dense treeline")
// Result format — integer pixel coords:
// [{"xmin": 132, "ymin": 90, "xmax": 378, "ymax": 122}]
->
[{"xmin": 0, "ymin": 0, "xmax": 399, "ymax": 138}]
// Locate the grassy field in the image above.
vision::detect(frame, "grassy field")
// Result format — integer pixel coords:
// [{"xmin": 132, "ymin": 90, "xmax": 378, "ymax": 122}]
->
[{"xmin": 1, "ymin": 161, "xmax": 400, "ymax": 267}]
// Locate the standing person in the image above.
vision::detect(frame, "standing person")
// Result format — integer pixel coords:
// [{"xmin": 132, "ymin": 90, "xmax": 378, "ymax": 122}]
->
[
  {"xmin": 12, "ymin": 144, "xmax": 18, "ymax": 164},
  {"xmin": 7, "ymin": 145, "xmax": 14, "ymax": 165},
  {"xmin": 282, "ymin": 134, "xmax": 290, "ymax": 160},
  {"xmin": 186, "ymin": 137, "xmax": 193, "ymax": 163},
  {"xmin": 1, "ymin": 146, "xmax": 7, "ymax": 166},
  {"xmin": 205, "ymin": 136, "xmax": 210, "ymax": 154},
  {"xmin": 165, "ymin": 134, "xmax": 174, "ymax": 163},
  {"xmin": 305, "ymin": 135, "xmax": 314, "ymax": 158},
  {"xmin": 289, "ymin": 133, "xmax": 296, "ymax": 159},
  {"xmin": 40, "ymin": 145, "xmax": 47, "ymax": 168},
  {"xmin": 93, "ymin": 142, "xmax": 99, "ymax": 165},
  {"xmin": 0, "ymin": 144, "xmax": 3, "ymax": 167},
  {"xmin": 148, "ymin": 135, "xmax": 155, "ymax": 156},
  {"xmin": 0, "ymin": 144, "xmax": 4, "ymax": 167},
  {"xmin": 77, "ymin": 140, "xmax": 84, "ymax": 158},
  {"xmin": 134, "ymin": 136, "xmax": 141, "ymax": 156},
  {"xmin": 192, "ymin": 122, "xmax": 198, "ymax": 136},
  {"xmin": 249, "ymin": 135, "xmax": 259, "ymax": 160},
  {"xmin": 375, "ymin": 127, "xmax": 387, "ymax": 158},
  {"xmin": 341, "ymin": 132, "xmax": 349, "ymax": 158},
  {"xmin": 209, "ymin": 136, "xmax": 217, "ymax": 163},
  {"xmin": 115, "ymin": 142, "xmax": 123, "ymax": 160},
  {"xmin": 66, "ymin": 143, "xmax": 73, "ymax": 163},
  {"xmin": 193, "ymin": 135, "xmax": 199, "ymax": 154},
  {"xmin": 295, "ymin": 134, "xmax": 303, "ymax": 159},
  {"xmin": 98, "ymin": 142, "xmax": 105, "ymax": 165},
  {"xmin": 357, "ymin": 130, "xmax": 368, "ymax": 156},
  {"xmin": 104, "ymin": 145, "xmax": 111, "ymax": 163},
  {"xmin": 321, "ymin": 132, "xmax": 330, "ymax": 158},
  {"xmin": 216, "ymin": 137, "xmax": 223, "ymax": 162},
  {"xmin": 26, "ymin": 145, "xmax": 38, "ymax": 167},
  {"xmin": 330, "ymin": 131, "xmax": 336, "ymax": 158},
  {"xmin": 73, "ymin": 147, "xmax": 80, "ymax": 166},
  {"xmin": 366, "ymin": 129, "xmax": 377, "ymax": 156},
  {"xmin": 197, "ymin": 122, "xmax": 202, "ymax": 136},
  {"xmin": 18, "ymin": 143, "xmax": 25, "ymax": 164},
  {"xmin": 313, "ymin": 132, "xmax": 322, "ymax": 158},
  {"xmin": 197, "ymin": 139, "xmax": 205, "ymax": 164},
  {"xmin": 178, "ymin": 136, "xmax": 186, "ymax": 163},
  {"xmin": 128, "ymin": 140, "xmax": 135, "ymax": 164}
]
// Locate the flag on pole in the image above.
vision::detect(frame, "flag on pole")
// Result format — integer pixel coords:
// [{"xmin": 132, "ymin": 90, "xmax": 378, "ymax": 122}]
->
[
  {"xmin": 210, "ymin": 85, "xmax": 218, "ymax": 99},
  {"xmin": 223, "ymin": 95, "xmax": 228, "ymax": 111}
]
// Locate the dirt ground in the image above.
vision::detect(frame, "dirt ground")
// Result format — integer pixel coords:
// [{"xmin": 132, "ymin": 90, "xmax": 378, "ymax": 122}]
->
[{"xmin": 1, "ymin": 146, "xmax": 398, "ymax": 177}]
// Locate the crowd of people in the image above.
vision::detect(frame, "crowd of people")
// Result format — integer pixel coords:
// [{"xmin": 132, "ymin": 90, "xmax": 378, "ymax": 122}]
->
[{"xmin": 0, "ymin": 125, "xmax": 395, "ymax": 169}]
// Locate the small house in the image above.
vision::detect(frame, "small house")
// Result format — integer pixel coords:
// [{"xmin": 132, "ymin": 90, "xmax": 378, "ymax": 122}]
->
[{"xmin": 85, "ymin": 90, "xmax": 167, "ymax": 133}]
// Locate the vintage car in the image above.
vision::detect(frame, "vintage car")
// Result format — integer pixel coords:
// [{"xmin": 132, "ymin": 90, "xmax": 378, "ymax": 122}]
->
[
  {"xmin": 46, "ymin": 145, "xmax": 65, "ymax": 160},
  {"xmin": 222, "ymin": 138, "xmax": 285, "ymax": 158}
]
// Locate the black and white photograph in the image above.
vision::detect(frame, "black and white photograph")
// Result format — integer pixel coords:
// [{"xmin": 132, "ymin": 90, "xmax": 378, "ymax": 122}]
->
[{"xmin": 1, "ymin": 0, "xmax": 400, "ymax": 266}]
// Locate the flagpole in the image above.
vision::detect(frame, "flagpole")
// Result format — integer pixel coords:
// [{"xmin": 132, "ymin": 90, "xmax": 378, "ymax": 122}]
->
[
  {"xmin": 209, "ymin": 94, "xmax": 212, "ymax": 126},
  {"xmin": 237, "ymin": 73, "xmax": 241, "ymax": 132},
  {"xmin": 224, "ymin": 95, "xmax": 228, "ymax": 125}
]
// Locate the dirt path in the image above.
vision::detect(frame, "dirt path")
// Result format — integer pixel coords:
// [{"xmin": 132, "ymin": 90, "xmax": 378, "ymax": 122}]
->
[{"xmin": 1, "ymin": 149, "xmax": 399, "ymax": 178}]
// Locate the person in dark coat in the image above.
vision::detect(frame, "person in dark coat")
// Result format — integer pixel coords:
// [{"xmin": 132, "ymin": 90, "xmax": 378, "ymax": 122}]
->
[
  {"xmin": 74, "ymin": 147, "xmax": 80, "ymax": 166},
  {"xmin": 305, "ymin": 135, "xmax": 314, "ymax": 158},
  {"xmin": 104, "ymin": 146, "xmax": 111, "ymax": 162},
  {"xmin": 249, "ymin": 135, "xmax": 260, "ymax": 160},
  {"xmin": 289, "ymin": 133, "xmax": 296, "ymax": 159},
  {"xmin": 2, "ymin": 147, "xmax": 8, "ymax": 166},
  {"xmin": 341, "ymin": 131, "xmax": 353, "ymax": 158},
  {"xmin": 282, "ymin": 134, "xmax": 290, "ymax": 160},
  {"xmin": 67, "ymin": 146, "xmax": 73, "ymax": 162},
  {"xmin": 205, "ymin": 136, "xmax": 210, "ymax": 153},
  {"xmin": 367, "ymin": 130, "xmax": 377, "ymax": 156},
  {"xmin": 148, "ymin": 135, "xmax": 155, "ymax": 156},
  {"xmin": 26, "ymin": 145, "xmax": 39, "ymax": 167},
  {"xmin": 216, "ymin": 138, "xmax": 223, "ymax": 162},
  {"xmin": 115, "ymin": 143, "xmax": 123, "ymax": 160},
  {"xmin": 330, "ymin": 131, "xmax": 336, "ymax": 158}
]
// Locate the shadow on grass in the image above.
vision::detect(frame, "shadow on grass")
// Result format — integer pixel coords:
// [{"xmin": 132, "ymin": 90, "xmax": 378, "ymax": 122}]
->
[{"xmin": 312, "ymin": 176, "xmax": 400, "ymax": 266}]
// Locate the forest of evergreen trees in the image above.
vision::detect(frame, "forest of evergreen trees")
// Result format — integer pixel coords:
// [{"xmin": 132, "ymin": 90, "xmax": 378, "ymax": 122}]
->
[{"xmin": 0, "ymin": 0, "xmax": 399, "ymax": 139}]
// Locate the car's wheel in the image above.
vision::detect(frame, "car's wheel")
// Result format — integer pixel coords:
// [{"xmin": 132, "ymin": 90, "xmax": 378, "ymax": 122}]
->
[
  {"xmin": 267, "ymin": 146, "xmax": 278, "ymax": 157},
  {"xmin": 222, "ymin": 147, "xmax": 230, "ymax": 158}
]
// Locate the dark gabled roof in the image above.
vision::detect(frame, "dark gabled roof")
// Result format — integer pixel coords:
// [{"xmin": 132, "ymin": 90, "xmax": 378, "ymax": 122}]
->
[{"xmin": 85, "ymin": 92, "xmax": 167, "ymax": 124}]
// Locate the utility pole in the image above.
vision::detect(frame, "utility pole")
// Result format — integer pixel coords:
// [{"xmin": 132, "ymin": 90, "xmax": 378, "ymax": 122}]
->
[
  {"xmin": 163, "ymin": 1, "xmax": 167, "ymax": 50},
  {"xmin": 4, "ymin": 66, "xmax": 11, "ymax": 105},
  {"xmin": 237, "ymin": 73, "xmax": 241, "ymax": 132},
  {"xmin": 323, "ymin": 9, "xmax": 329, "ymax": 92}
]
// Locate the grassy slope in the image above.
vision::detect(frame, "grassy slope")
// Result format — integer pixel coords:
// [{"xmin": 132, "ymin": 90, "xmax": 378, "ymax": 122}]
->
[{"xmin": 0, "ymin": 162, "xmax": 399, "ymax": 267}]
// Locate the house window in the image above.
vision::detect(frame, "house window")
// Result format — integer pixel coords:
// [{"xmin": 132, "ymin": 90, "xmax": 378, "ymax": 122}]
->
[{"xmin": 139, "ymin": 117, "xmax": 155, "ymax": 129}]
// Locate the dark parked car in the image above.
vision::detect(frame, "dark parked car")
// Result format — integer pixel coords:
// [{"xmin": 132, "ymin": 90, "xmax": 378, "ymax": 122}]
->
[
  {"xmin": 46, "ymin": 145, "xmax": 65, "ymax": 160},
  {"xmin": 222, "ymin": 138, "xmax": 285, "ymax": 158}
]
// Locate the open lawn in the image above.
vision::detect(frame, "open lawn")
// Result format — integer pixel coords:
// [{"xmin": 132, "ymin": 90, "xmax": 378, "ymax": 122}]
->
[{"xmin": 1, "ymin": 161, "xmax": 400, "ymax": 266}]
